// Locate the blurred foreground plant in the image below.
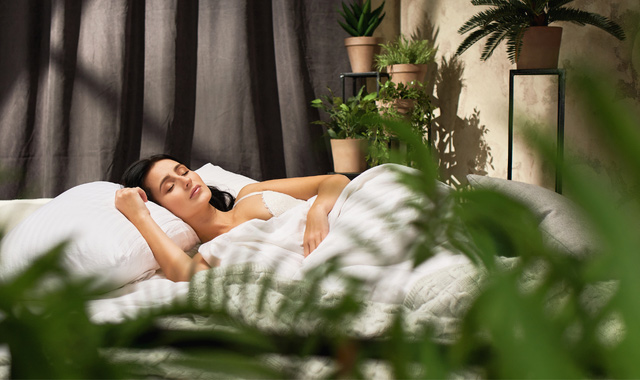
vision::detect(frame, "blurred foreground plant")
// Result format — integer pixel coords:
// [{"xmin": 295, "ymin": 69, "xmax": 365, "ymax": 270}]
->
[
  {"xmin": 446, "ymin": 65, "xmax": 640, "ymax": 378},
  {"xmin": 0, "ymin": 245, "xmax": 127, "ymax": 379}
]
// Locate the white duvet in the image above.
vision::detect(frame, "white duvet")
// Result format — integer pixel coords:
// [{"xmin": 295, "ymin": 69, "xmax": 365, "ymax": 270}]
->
[
  {"xmin": 88, "ymin": 164, "xmax": 469, "ymax": 322},
  {"xmin": 197, "ymin": 164, "xmax": 469, "ymax": 303}
]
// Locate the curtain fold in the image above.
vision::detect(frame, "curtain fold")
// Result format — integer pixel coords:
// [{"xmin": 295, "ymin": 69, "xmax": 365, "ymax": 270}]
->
[
  {"xmin": 0, "ymin": 0, "xmax": 349, "ymax": 199},
  {"xmin": 109, "ymin": 0, "xmax": 145, "ymax": 182},
  {"xmin": 164, "ymin": 0, "xmax": 198, "ymax": 165}
]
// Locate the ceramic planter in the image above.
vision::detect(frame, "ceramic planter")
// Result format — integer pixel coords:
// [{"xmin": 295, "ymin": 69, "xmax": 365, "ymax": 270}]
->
[
  {"xmin": 387, "ymin": 64, "xmax": 428, "ymax": 85},
  {"xmin": 330, "ymin": 138, "xmax": 368, "ymax": 173},
  {"xmin": 345, "ymin": 37, "xmax": 382, "ymax": 73},
  {"xmin": 376, "ymin": 99, "xmax": 415, "ymax": 115},
  {"xmin": 517, "ymin": 26, "xmax": 563, "ymax": 70}
]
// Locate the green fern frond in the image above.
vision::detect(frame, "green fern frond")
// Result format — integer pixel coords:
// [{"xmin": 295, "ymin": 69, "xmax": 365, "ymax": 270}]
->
[
  {"xmin": 375, "ymin": 34, "xmax": 436, "ymax": 69},
  {"xmin": 549, "ymin": 8, "xmax": 626, "ymax": 40},
  {"xmin": 506, "ymin": 26, "xmax": 528, "ymax": 63},
  {"xmin": 456, "ymin": 27, "xmax": 497, "ymax": 57},
  {"xmin": 480, "ymin": 25, "xmax": 512, "ymax": 61},
  {"xmin": 471, "ymin": 0, "xmax": 512, "ymax": 6},
  {"xmin": 458, "ymin": 8, "xmax": 525, "ymax": 34}
]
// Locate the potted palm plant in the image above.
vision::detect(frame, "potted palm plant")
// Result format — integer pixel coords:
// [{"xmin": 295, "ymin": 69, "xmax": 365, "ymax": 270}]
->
[
  {"xmin": 455, "ymin": 0, "xmax": 626, "ymax": 69},
  {"xmin": 339, "ymin": 0, "xmax": 386, "ymax": 73},
  {"xmin": 312, "ymin": 88, "xmax": 380, "ymax": 173},
  {"xmin": 375, "ymin": 34, "xmax": 437, "ymax": 85}
]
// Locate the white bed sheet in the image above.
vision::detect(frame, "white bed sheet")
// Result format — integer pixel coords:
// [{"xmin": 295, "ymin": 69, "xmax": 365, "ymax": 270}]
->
[{"xmin": 87, "ymin": 272, "xmax": 190, "ymax": 323}]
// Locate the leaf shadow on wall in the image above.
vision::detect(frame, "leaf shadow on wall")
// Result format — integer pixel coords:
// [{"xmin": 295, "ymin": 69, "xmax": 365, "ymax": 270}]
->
[{"xmin": 415, "ymin": 19, "xmax": 494, "ymax": 187}]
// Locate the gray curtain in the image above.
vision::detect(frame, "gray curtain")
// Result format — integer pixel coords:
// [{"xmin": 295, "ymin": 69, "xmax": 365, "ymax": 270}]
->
[{"xmin": 0, "ymin": 0, "xmax": 350, "ymax": 199}]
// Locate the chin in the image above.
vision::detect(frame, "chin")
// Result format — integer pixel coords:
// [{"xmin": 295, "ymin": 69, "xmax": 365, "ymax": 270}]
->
[{"xmin": 201, "ymin": 185, "xmax": 213, "ymax": 200}]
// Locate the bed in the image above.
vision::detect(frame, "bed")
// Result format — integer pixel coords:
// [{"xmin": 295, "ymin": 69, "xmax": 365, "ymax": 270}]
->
[{"xmin": 0, "ymin": 163, "xmax": 616, "ymax": 378}]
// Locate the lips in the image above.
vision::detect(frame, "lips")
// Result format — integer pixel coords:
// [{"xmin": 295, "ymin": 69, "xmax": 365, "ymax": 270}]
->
[{"xmin": 190, "ymin": 185, "xmax": 200, "ymax": 199}]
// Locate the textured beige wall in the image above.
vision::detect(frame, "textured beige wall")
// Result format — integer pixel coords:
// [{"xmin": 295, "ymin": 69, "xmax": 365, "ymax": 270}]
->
[
  {"xmin": 371, "ymin": 0, "xmax": 399, "ymax": 42},
  {"xmin": 397, "ymin": 0, "xmax": 639, "ymax": 190}
]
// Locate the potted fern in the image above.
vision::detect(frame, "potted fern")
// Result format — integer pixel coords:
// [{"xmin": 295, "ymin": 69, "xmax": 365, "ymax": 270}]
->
[
  {"xmin": 376, "ymin": 80, "xmax": 431, "ymax": 116},
  {"xmin": 338, "ymin": 0, "xmax": 386, "ymax": 73},
  {"xmin": 455, "ymin": 0, "xmax": 626, "ymax": 69},
  {"xmin": 375, "ymin": 34, "xmax": 437, "ymax": 85},
  {"xmin": 312, "ymin": 88, "xmax": 379, "ymax": 173}
]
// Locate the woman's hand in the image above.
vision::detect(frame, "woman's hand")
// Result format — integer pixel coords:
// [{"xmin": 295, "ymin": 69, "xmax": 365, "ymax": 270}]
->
[
  {"xmin": 302, "ymin": 174, "xmax": 349, "ymax": 257},
  {"xmin": 115, "ymin": 186, "xmax": 209, "ymax": 282},
  {"xmin": 303, "ymin": 204, "xmax": 330, "ymax": 257},
  {"xmin": 115, "ymin": 187, "xmax": 150, "ymax": 223}
]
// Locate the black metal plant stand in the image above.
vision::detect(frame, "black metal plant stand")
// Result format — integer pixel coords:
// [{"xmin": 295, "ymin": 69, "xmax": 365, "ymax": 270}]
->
[
  {"xmin": 340, "ymin": 71, "xmax": 389, "ymax": 99},
  {"xmin": 508, "ymin": 68, "xmax": 566, "ymax": 193}
]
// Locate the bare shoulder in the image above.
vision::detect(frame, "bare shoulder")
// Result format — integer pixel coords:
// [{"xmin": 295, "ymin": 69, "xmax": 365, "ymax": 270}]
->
[{"xmin": 236, "ymin": 182, "xmax": 262, "ymax": 200}]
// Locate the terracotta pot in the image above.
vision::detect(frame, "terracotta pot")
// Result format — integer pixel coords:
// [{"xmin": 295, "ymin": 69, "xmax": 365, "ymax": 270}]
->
[
  {"xmin": 387, "ymin": 64, "xmax": 428, "ymax": 85},
  {"xmin": 330, "ymin": 138, "xmax": 368, "ymax": 173},
  {"xmin": 517, "ymin": 26, "xmax": 563, "ymax": 70},
  {"xmin": 345, "ymin": 37, "xmax": 382, "ymax": 73},
  {"xmin": 376, "ymin": 99, "xmax": 415, "ymax": 115}
]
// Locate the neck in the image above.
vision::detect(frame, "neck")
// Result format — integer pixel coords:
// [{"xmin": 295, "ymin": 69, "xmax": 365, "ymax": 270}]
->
[{"xmin": 187, "ymin": 205, "xmax": 236, "ymax": 243}]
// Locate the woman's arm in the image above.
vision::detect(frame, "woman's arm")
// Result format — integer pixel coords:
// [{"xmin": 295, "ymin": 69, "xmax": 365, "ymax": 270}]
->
[
  {"xmin": 238, "ymin": 174, "xmax": 351, "ymax": 256},
  {"xmin": 237, "ymin": 174, "xmax": 349, "ymax": 201},
  {"xmin": 115, "ymin": 187, "xmax": 210, "ymax": 281},
  {"xmin": 303, "ymin": 175, "xmax": 351, "ymax": 255}
]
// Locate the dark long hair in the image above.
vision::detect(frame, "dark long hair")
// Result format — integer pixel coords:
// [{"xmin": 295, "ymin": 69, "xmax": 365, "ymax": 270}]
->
[{"xmin": 120, "ymin": 154, "xmax": 235, "ymax": 212}]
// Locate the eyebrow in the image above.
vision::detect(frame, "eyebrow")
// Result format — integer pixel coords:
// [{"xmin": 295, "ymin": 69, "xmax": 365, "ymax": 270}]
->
[{"xmin": 158, "ymin": 163, "xmax": 184, "ymax": 193}]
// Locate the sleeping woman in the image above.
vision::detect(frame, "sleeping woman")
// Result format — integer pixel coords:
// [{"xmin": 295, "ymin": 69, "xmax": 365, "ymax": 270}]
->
[{"xmin": 115, "ymin": 154, "xmax": 350, "ymax": 282}]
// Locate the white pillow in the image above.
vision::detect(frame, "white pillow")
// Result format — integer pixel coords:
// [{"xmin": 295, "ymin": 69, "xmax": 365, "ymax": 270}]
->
[
  {"xmin": 0, "ymin": 181, "xmax": 199, "ymax": 290},
  {"xmin": 194, "ymin": 163, "xmax": 257, "ymax": 197}
]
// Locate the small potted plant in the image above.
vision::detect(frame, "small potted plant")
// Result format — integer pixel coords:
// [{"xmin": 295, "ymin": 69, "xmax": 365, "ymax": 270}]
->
[
  {"xmin": 375, "ymin": 34, "xmax": 437, "ymax": 85},
  {"xmin": 312, "ymin": 88, "xmax": 380, "ymax": 173},
  {"xmin": 376, "ymin": 80, "xmax": 433, "ymax": 134},
  {"xmin": 455, "ymin": 0, "xmax": 626, "ymax": 69},
  {"xmin": 372, "ymin": 80, "xmax": 433, "ymax": 166},
  {"xmin": 338, "ymin": 0, "xmax": 386, "ymax": 73},
  {"xmin": 376, "ymin": 80, "xmax": 429, "ymax": 115}
]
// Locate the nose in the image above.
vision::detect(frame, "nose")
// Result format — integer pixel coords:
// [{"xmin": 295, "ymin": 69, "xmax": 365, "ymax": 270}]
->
[{"xmin": 180, "ymin": 175, "xmax": 192, "ymax": 188}]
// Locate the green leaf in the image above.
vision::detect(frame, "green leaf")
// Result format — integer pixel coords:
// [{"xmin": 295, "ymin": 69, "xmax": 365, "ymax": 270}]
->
[
  {"xmin": 364, "ymin": 14, "xmax": 384, "ymax": 36},
  {"xmin": 350, "ymin": 2, "xmax": 362, "ymax": 18},
  {"xmin": 371, "ymin": 0, "xmax": 385, "ymax": 19},
  {"xmin": 338, "ymin": 20, "xmax": 359, "ymax": 36},
  {"xmin": 363, "ymin": 92, "xmax": 378, "ymax": 101},
  {"xmin": 341, "ymin": 2, "xmax": 358, "ymax": 26},
  {"xmin": 356, "ymin": 11, "xmax": 366, "ymax": 35},
  {"xmin": 549, "ymin": 8, "xmax": 626, "ymax": 40}
]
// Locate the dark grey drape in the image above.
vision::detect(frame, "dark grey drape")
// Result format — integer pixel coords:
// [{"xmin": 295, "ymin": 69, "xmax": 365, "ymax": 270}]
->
[{"xmin": 0, "ymin": 0, "xmax": 350, "ymax": 199}]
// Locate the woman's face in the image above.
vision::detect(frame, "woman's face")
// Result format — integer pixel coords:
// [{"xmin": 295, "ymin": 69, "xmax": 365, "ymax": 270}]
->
[{"xmin": 144, "ymin": 159, "xmax": 211, "ymax": 220}]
